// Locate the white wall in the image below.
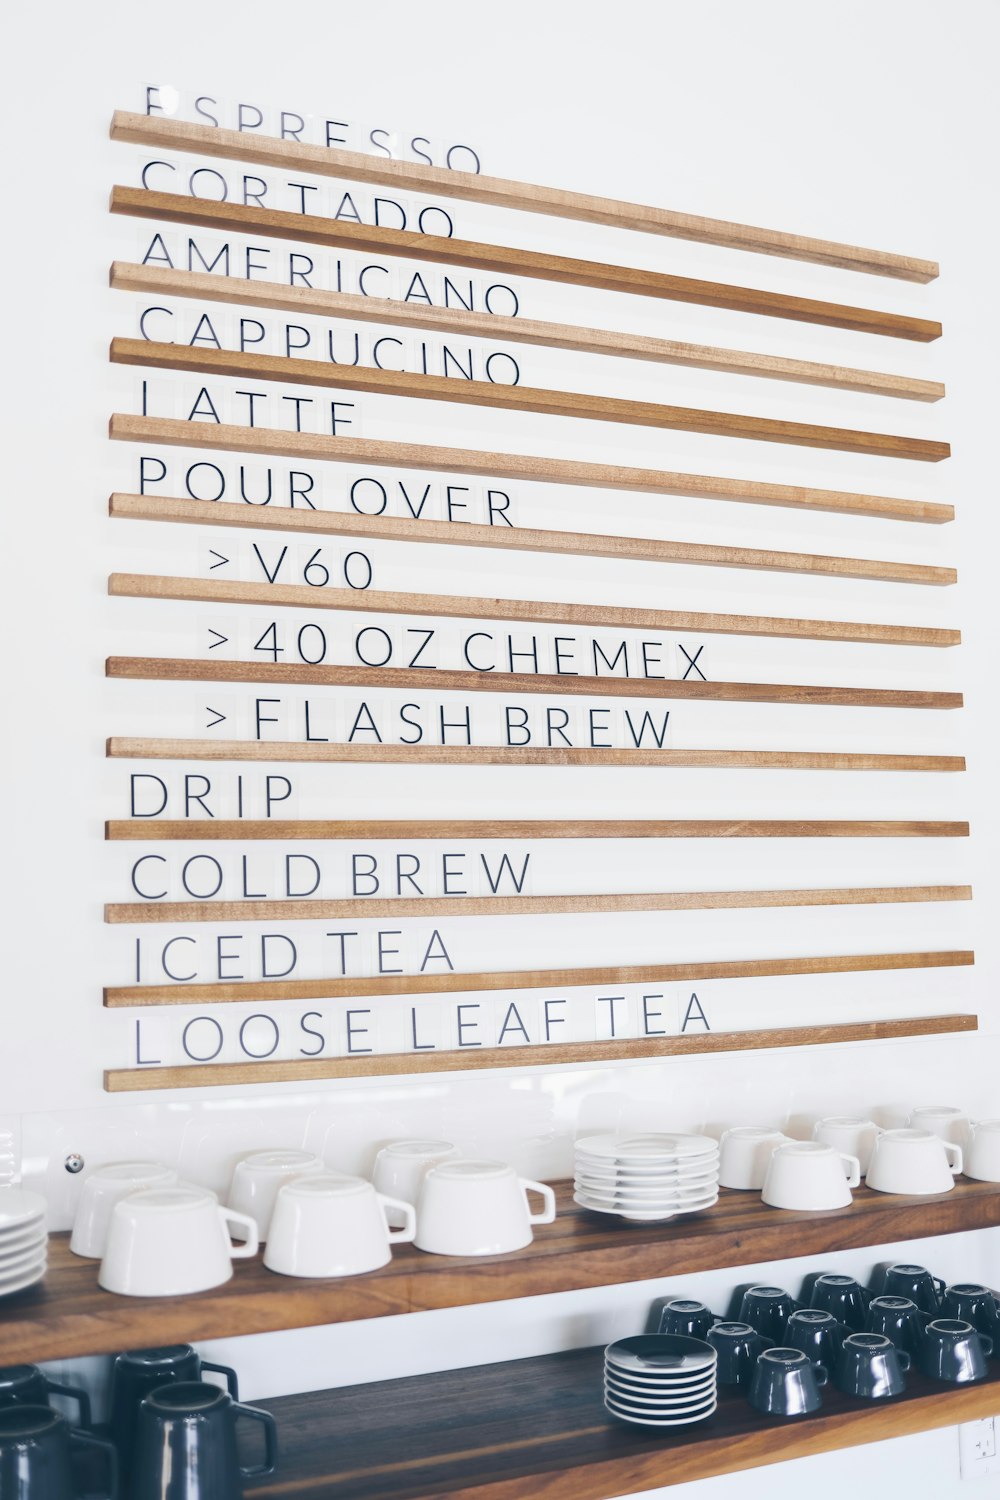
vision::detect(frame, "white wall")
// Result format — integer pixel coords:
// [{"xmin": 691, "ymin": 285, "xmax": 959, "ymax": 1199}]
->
[{"xmin": 4, "ymin": 0, "xmax": 1000, "ymax": 1494}]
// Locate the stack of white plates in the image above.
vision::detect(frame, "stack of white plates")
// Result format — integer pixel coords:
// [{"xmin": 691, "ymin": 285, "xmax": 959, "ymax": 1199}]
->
[
  {"xmin": 0, "ymin": 1187, "xmax": 47, "ymax": 1297},
  {"xmin": 604, "ymin": 1334, "xmax": 718, "ymax": 1427},
  {"xmin": 574, "ymin": 1133, "xmax": 720, "ymax": 1221}
]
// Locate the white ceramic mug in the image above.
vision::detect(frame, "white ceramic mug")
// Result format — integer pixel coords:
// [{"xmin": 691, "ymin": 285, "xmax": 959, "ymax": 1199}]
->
[
  {"xmin": 372, "ymin": 1139, "xmax": 460, "ymax": 1227},
  {"xmin": 718, "ymin": 1128, "xmax": 790, "ymax": 1190},
  {"xmin": 70, "ymin": 1161, "xmax": 178, "ymax": 1259},
  {"xmin": 99, "ymin": 1185, "xmax": 258, "ymax": 1296},
  {"xmin": 866, "ymin": 1128, "xmax": 963, "ymax": 1195},
  {"xmin": 227, "ymin": 1149, "xmax": 325, "ymax": 1240},
  {"xmin": 812, "ymin": 1116, "xmax": 883, "ymax": 1174},
  {"xmin": 415, "ymin": 1159, "xmax": 556, "ymax": 1255},
  {"xmin": 761, "ymin": 1141, "xmax": 860, "ymax": 1211},
  {"xmin": 907, "ymin": 1106, "xmax": 975, "ymax": 1154},
  {"xmin": 264, "ymin": 1173, "xmax": 416, "ymax": 1277},
  {"xmin": 963, "ymin": 1119, "xmax": 1000, "ymax": 1182}
]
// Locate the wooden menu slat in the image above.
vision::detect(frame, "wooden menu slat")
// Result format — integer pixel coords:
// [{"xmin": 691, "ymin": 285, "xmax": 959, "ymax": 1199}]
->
[
  {"xmin": 104, "ymin": 818, "xmax": 970, "ymax": 839},
  {"xmin": 104, "ymin": 885, "xmax": 973, "ymax": 925},
  {"xmin": 109, "ymin": 498, "xmax": 962, "ymax": 634},
  {"xmin": 109, "ymin": 515, "xmax": 956, "ymax": 595},
  {"xmin": 104, "ymin": 740, "xmax": 967, "ymax": 772},
  {"xmin": 102, "ymin": 1016, "xmax": 978, "ymax": 1092},
  {"xmin": 109, "ymin": 186, "xmax": 943, "ymax": 342},
  {"xmin": 111, "ymin": 338, "xmax": 951, "ymax": 462},
  {"xmin": 108, "ymin": 417, "xmax": 957, "ymax": 526},
  {"xmin": 109, "ymin": 112, "xmax": 940, "ymax": 282},
  {"xmin": 110, "ymin": 262, "xmax": 946, "ymax": 402},
  {"xmin": 104, "ymin": 948, "xmax": 974, "ymax": 1007},
  {"xmin": 105, "ymin": 655, "xmax": 964, "ymax": 711}
]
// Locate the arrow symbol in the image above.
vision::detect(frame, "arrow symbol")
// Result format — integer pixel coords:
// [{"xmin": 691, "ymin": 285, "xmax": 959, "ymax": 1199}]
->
[
  {"xmin": 206, "ymin": 707, "xmax": 227, "ymax": 728},
  {"xmin": 207, "ymin": 629, "xmax": 228, "ymax": 650},
  {"xmin": 209, "ymin": 550, "xmax": 229, "ymax": 570}
]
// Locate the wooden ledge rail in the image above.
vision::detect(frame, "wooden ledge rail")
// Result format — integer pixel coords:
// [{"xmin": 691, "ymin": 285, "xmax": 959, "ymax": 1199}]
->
[
  {"xmin": 104, "ymin": 886, "xmax": 973, "ymax": 925},
  {"xmin": 111, "ymin": 338, "xmax": 951, "ymax": 463},
  {"xmin": 110, "ymin": 112, "xmax": 940, "ymax": 283},
  {"xmin": 110, "ymin": 263, "xmax": 946, "ymax": 403},
  {"xmin": 104, "ymin": 949, "xmax": 974, "ymax": 1008},
  {"xmin": 108, "ymin": 416, "xmax": 957, "ymax": 525},
  {"xmin": 104, "ymin": 739, "xmax": 967, "ymax": 772},
  {"xmin": 109, "ymin": 499, "xmax": 962, "ymax": 631},
  {"xmin": 109, "ymin": 187, "xmax": 943, "ymax": 343},
  {"xmin": 105, "ymin": 655, "xmax": 965, "ymax": 712},
  {"xmin": 103, "ymin": 1016, "xmax": 978, "ymax": 1091},
  {"xmin": 104, "ymin": 818, "xmax": 971, "ymax": 839},
  {"xmin": 109, "ymin": 517, "xmax": 956, "ymax": 598}
]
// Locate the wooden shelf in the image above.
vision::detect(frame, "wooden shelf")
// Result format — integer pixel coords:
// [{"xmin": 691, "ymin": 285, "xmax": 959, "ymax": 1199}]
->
[
  {"xmin": 109, "ymin": 186, "xmax": 943, "ymax": 342},
  {"xmin": 4, "ymin": 1181, "xmax": 998, "ymax": 1365},
  {"xmin": 105, "ymin": 654, "xmax": 964, "ymax": 712},
  {"xmin": 109, "ymin": 419, "xmax": 957, "ymax": 526},
  {"xmin": 240, "ymin": 1350, "xmax": 1000, "ymax": 1499},
  {"xmin": 111, "ymin": 262, "xmax": 947, "ymax": 403},
  {"xmin": 110, "ymin": 112, "xmax": 939, "ymax": 283},
  {"xmin": 104, "ymin": 553, "xmax": 960, "ymax": 643},
  {"xmin": 110, "ymin": 338, "xmax": 950, "ymax": 463}
]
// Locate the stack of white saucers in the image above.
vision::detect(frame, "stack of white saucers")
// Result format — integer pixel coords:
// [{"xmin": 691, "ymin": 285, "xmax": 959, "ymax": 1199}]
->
[
  {"xmin": 0, "ymin": 1187, "xmax": 48, "ymax": 1297},
  {"xmin": 574, "ymin": 1133, "xmax": 720, "ymax": 1221},
  {"xmin": 604, "ymin": 1334, "xmax": 718, "ymax": 1427}
]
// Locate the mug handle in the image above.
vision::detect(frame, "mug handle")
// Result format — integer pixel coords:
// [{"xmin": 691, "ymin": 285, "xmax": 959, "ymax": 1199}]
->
[
  {"xmin": 840, "ymin": 1153, "xmax": 862, "ymax": 1189},
  {"xmin": 220, "ymin": 1206, "xmax": 260, "ymax": 1258},
  {"xmin": 378, "ymin": 1194, "xmax": 418, "ymax": 1245},
  {"xmin": 520, "ymin": 1178, "xmax": 556, "ymax": 1225},
  {"xmin": 897, "ymin": 1350, "xmax": 912, "ymax": 1371},
  {"xmin": 200, "ymin": 1359, "xmax": 240, "ymax": 1399},
  {"xmin": 43, "ymin": 1376, "xmax": 92, "ymax": 1429},
  {"xmin": 979, "ymin": 1333, "xmax": 994, "ymax": 1358},
  {"xmin": 943, "ymin": 1141, "xmax": 964, "ymax": 1175},
  {"xmin": 70, "ymin": 1430, "xmax": 118, "ymax": 1499},
  {"xmin": 234, "ymin": 1401, "xmax": 279, "ymax": 1477},
  {"xmin": 813, "ymin": 1363, "xmax": 829, "ymax": 1386}
]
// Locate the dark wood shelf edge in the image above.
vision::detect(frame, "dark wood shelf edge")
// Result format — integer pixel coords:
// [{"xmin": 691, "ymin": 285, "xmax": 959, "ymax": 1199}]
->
[
  {"xmin": 4, "ymin": 1181, "xmax": 1000, "ymax": 1365},
  {"xmin": 244, "ymin": 1349, "xmax": 1000, "ymax": 1499}
]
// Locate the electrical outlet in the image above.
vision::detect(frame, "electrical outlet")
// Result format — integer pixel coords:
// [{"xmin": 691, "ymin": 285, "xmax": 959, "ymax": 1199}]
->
[{"xmin": 959, "ymin": 1418, "xmax": 1000, "ymax": 1479}]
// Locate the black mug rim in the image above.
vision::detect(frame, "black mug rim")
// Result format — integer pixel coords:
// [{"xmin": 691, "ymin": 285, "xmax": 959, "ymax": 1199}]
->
[
  {"xmin": 0, "ymin": 1404, "xmax": 63, "ymax": 1438},
  {"xmin": 119, "ymin": 1345, "xmax": 196, "ymax": 1367},
  {"xmin": 144, "ymin": 1381, "xmax": 229, "ymax": 1413}
]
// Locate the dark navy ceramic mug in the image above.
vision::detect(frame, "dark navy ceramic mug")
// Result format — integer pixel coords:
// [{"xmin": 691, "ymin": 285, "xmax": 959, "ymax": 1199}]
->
[
  {"xmin": 0, "ymin": 1404, "xmax": 115, "ymax": 1499},
  {"xmin": 131, "ymin": 1382, "xmax": 276, "ymax": 1500},
  {"xmin": 835, "ymin": 1332, "xmax": 910, "ymax": 1400}
]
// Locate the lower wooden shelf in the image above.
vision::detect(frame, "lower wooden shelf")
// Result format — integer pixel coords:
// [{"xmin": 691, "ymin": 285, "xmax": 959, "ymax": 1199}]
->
[
  {"xmin": 244, "ymin": 1348, "xmax": 1000, "ymax": 1498},
  {"xmin": 3, "ymin": 1180, "xmax": 1000, "ymax": 1364}
]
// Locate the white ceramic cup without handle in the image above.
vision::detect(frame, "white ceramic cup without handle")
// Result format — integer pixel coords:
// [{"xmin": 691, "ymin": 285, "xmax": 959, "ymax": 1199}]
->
[
  {"xmin": 264, "ymin": 1173, "xmax": 416, "ymax": 1277},
  {"xmin": 761, "ymin": 1141, "xmax": 861, "ymax": 1211},
  {"xmin": 98, "ymin": 1185, "xmax": 258, "ymax": 1296},
  {"xmin": 812, "ymin": 1116, "xmax": 883, "ymax": 1174},
  {"xmin": 718, "ymin": 1128, "xmax": 791, "ymax": 1190},
  {"xmin": 372, "ymin": 1139, "xmax": 460, "ymax": 1227},
  {"xmin": 415, "ymin": 1159, "xmax": 556, "ymax": 1255},
  {"xmin": 69, "ymin": 1161, "xmax": 178, "ymax": 1259},
  {"xmin": 964, "ymin": 1120, "xmax": 1000, "ymax": 1182},
  {"xmin": 226, "ymin": 1149, "xmax": 325, "ymax": 1240},
  {"xmin": 865, "ymin": 1128, "xmax": 963, "ymax": 1195},
  {"xmin": 907, "ymin": 1106, "xmax": 976, "ymax": 1155}
]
